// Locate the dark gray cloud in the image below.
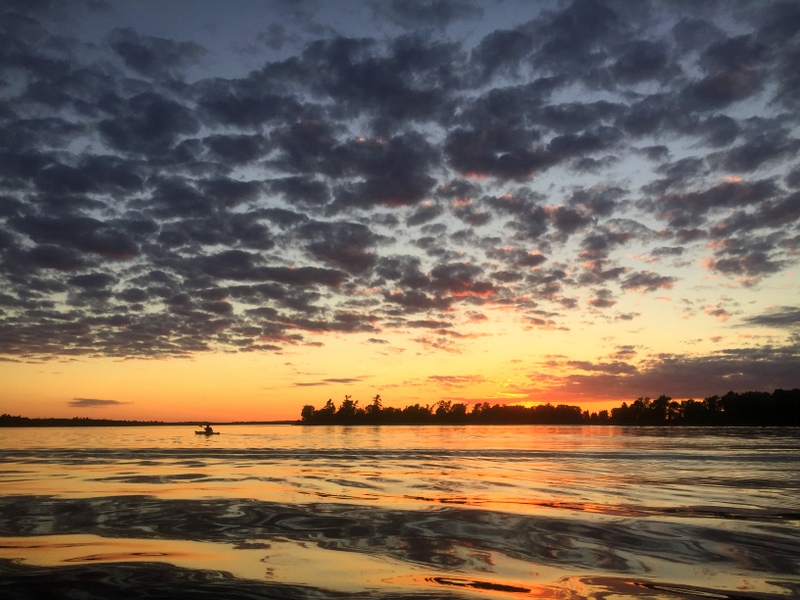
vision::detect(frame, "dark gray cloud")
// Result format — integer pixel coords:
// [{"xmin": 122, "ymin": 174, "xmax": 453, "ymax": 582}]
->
[
  {"xmin": 471, "ymin": 28, "xmax": 534, "ymax": 82},
  {"xmin": 708, "ymin": 246, "xmax": 785, "ymax": 279},
  {"xmin": 196, "ymin": 78, "xmax": 308, "ymax": 129},
  {"xmin": 203, "ymin": 134, "xmax": 270, "ymax": 165},
  {"xmin": 645, "ymin": 179, "xmax": 779, "ymax": 228},
  {"xmin": 697, "ymin": 115, "xmax": 739, "ymax": 148},
  {"xmin": 107, "ymin": 27, "xmax": 207, "ymax": 79},
  {"xmin": 300, "ymin": 220, "xmax": 382, "ymax": 274},
  {"xmin": 621, "ymin": 271, "xmax": 675, "ymax": 293},
  {"xmin": 379, "ymin": 0, "xmax": 483, "ymax": 30},
  {"xmin": 588, "ymin": 288, "xmax": 616, "ymax": 309},
  {"xmin": 743, "ymin": 307, "xmax": 800, "ymax": 329},
  {"xmin": 531, "ymin": 0, "xmax": 622, "ymax": 75},
  {"xmin": 98, "ymin": 93, "xmax": 200, "ymax": 154},
  {"xmin": 445, "ymin": 126, "xmax": 555, "ymax": 181},
  {"xmin": 297, "ymin": 34, "xmax": 463, "ymax": 123},
  {"xmin": 610, "ymin": 39, "xmax": 675, "ymax": 85},
  {"xmin": 671, "ymin": 17, "xmax": 724, "ymax": 53},
  {"xmin": 681, "ymin": 67, "xmax": 764, "ymax": 112},
  {"xmin": 714, "ymin": 132, "xmax": 800, "ymax": 173},
  {"xmin": 11, "ymin": 214, "xmax": 140, "ymax": 258},
  {"xmin": 68, "ymin": 272, "xmax": 117, "ymax": 289},
  {"xmin": 330, "ymin": 132, "xmax": 439, "ymax": 210},
  {"xmin": 406, "ymin": 203, "xmax": 444, "ymax": 226}
]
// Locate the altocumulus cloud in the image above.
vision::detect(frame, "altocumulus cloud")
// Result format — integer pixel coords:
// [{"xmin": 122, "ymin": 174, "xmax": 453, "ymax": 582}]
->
[{"xmin": 0, "ymin": 0, "xmax": 798, "ymax": 398}]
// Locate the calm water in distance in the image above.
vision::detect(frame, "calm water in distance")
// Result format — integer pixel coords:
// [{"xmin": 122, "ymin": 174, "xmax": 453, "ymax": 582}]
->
[{"xmin": 1, "ymin": 425, "xmax": 798, "ymax": 599}]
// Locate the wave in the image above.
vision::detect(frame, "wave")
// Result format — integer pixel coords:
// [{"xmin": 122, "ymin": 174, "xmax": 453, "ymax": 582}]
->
[
  {"xmin": 0, "ymin": 446, "xmax": 791, "ymax": 462},
  {"xmin": 0, "ymin": 495, "xmax": 798, "ymax": 598}
]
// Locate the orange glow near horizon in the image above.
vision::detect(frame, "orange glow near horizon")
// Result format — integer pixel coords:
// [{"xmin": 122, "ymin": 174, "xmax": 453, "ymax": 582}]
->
[{"xmin": 0, "ymin": 299, "xmax": 747, "ymax": 423}]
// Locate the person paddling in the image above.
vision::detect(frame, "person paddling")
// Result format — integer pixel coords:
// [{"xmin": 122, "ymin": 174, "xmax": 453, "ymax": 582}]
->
[{"xmin": 204, "ymin": 424, "xmax": 214, "ymax": 434}]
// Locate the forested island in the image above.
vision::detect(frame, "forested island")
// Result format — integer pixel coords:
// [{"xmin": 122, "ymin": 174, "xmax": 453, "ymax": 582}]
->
[{"xmin": 301, "ymin": 389, "xmax": 800, "ymax": 426}]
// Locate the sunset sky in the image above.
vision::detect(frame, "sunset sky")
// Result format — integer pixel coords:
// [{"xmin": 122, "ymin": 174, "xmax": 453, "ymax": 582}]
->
[{"xmin": 1, "ymin": 0, "xmax": 799, "ymax": 422}]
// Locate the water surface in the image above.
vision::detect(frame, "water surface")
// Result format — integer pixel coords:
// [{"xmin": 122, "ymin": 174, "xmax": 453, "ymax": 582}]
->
[{"xmin": 1, "ymin": 425, "xmax": 798, "ymax": 599}]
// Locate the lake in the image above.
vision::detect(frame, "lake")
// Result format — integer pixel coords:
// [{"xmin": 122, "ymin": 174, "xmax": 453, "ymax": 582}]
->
[{"xmin": 0, "ymin": 425, "xmax": 798, "ymax": 599}]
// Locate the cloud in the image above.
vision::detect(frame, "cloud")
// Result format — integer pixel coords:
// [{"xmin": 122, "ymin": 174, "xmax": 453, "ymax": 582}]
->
[
  {"xmin": 106, "ymin": 27, "xmax": 207, "ymax": 79},
  {"xmin": 69, "ymin": 398, "xmax": 129, "ymax": 408},
  {"xmin": 610, "ymin": 39, "xmax": 674, "ymax": 85},
  {"xmin": 565, "ymin": 360, "xmax": 637, "ymax": 375},
  {"xmin": 0, "ymin": 0, "xmax": 797, "ymax": 384},
  {"xmin": 300, "ymin": 220, "xmax": 383, "ymax": 275},
  {"xmin": 471, "ymin": 28, "xmax": 534, "ymax": 82},
  {"xmin": 378, "ymin": 0, "xmax": 484, "ymax": 31},
  {"xmin": 713, "ymin": 131, "xmax": 800, "ymax": 173},
  {"xmin": 426, "ymin": 374, "xmax": 486, "ymax": 387},
  {"xmin": 294, "ymin": 377, "xmax": 365, "ymax": 387},
  {"xmin": 406, "ymin": 202, "xmax": 444, "ymax": 226},
  {"xmin": 445, "ymin": 126, "xmax": 555, "ymax": 181},
  {"xmin": 681, "ymin": 67, "xmax": 764, "ymax": 112},
  {"xmin": 622, "ymin": 271, "xmax": 676, "ymax": 293},
  {"xmin": 407, "ymin": 319, "xmax": 452, "ymax": 329},
  {"xmin": 538, "ymin": 344, "xmax": 800, "ymax": 402},
  {"xmin": 588, "ymin": 288, "xmax": 616, "ymax": 308},
  {"xmin": 743, "ymin": 307, "xmax": 800, "ymax": 329},
  {"xmin": 12, "ymin": 214, "xmax": 140, "ymax": 259},
  {"xmin": 531, "ymin": 0, "xmax": 622, "ymax": 75},
  {"xmin": 646, "ymin": 179, "xmax": 779, "ymax": 228},
  {"xmin": 99, "ymin": 92, "xmax": 200, "ymax": 154}
]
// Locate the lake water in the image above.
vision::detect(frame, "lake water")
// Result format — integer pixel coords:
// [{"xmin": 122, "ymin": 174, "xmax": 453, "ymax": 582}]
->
[{"xmin": 0, "ymin": 425, "xmax": 799, "ymax": 599}]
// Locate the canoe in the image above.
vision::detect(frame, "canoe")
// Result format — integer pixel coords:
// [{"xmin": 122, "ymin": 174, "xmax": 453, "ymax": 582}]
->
[{"xmin": 195, "ymin": 431, "xmax": 220, "ymax": 435}]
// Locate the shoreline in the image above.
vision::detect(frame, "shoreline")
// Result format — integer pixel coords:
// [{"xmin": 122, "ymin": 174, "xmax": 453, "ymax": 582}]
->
[
  {"xmin": 2, "ymin": 419, "xmax": 799, "ymax": 428},
  {"xmin": 0, "ymin": 417, "xmax": 299, "ymax": 428}
]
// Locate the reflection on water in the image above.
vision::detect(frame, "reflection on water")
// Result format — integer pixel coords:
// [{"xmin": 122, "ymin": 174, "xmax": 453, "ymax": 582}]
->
[{"xmin": 0, "ymin": 425, "xmax": 799, "ymax": 598}]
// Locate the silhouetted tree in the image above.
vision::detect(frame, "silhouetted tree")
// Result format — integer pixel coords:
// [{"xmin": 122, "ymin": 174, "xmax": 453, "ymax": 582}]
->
[
  {"xmin": 471, "ymin": 402, "xmax": 490, "ymax": 418},
  {"xmin": 667, "ymin": 399, "xmax": 682, "ymax": 422},
  {"xmin": 434, "ymin": 400, "xmax": 452, "ymax": 420},
  {"xmin": 319, "ymin": 399, "xmax": 336, "ymax": 419},
  {"xmin": 336, "ymin": 395, "xmax": 361, "ymax": 423},
  {"xmin": 651, "ymin": 395, "xmax": 670, "ymax": 424},
  {"xmin": 450, "ymin": 402, "xmax": 467, "ymax": 422},
  {"xmin": 300, "ymin": 405, "xmax": 316, "ymax": 423},
  {"xmin": 403, "ymin": 403, "xmax": 432, "ymax": 423}
]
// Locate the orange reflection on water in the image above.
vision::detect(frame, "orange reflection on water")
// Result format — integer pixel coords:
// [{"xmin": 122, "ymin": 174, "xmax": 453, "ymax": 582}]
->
[
  {"xmin": 0, "ymin": 535, "xmax": 239, "ymax": 572},
  {"xmin": 3, "ymin": 425, "xmax": 798, "ymax": 599},
  {"xmin": 0, "ymin": 534, "xmax": 423, "ymax": 592},
  {"xmin": 0, "ymin": 534, "xmax": 536, "ymax": 593},
  {"xmin": 2, "ymin": 534, "xmax": 561, "ymax": 597}
]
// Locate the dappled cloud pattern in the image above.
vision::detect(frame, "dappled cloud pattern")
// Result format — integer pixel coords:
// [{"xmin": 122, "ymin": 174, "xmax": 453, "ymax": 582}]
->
[{"xmin": 0, "ymin": 0, "xmax": 798, "ymax": 403}]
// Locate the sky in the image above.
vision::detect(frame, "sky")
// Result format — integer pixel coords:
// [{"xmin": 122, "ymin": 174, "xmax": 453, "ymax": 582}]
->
[{"xmin": 1, "ymin": 0, "xmax": 799, "ymax": 422}]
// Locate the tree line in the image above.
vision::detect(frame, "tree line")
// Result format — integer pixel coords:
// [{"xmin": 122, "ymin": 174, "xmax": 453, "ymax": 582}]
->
[
  {"xmin": 300, "ymin": 389, "xmax": 800, "ymax": 426},
  {"xmin": 0, "ymin": 415, "xmax": 167, "ymax": 427}
]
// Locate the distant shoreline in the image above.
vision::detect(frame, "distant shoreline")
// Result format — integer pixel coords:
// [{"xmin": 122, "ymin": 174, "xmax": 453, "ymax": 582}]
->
[
  {"xmin": 0, "ymin": 416, "xmax": 298, "ymax": 428},
  {"xmin": 2, "ymin": 419, "xmax": 798, "ymax": 428},
  {"xmin": 1, "ymin": 418, "xmax": 799, "ymax": 428},
  {"xmin": 4, "ymin": 388, "xmax": 799, "ymax": 427}
]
